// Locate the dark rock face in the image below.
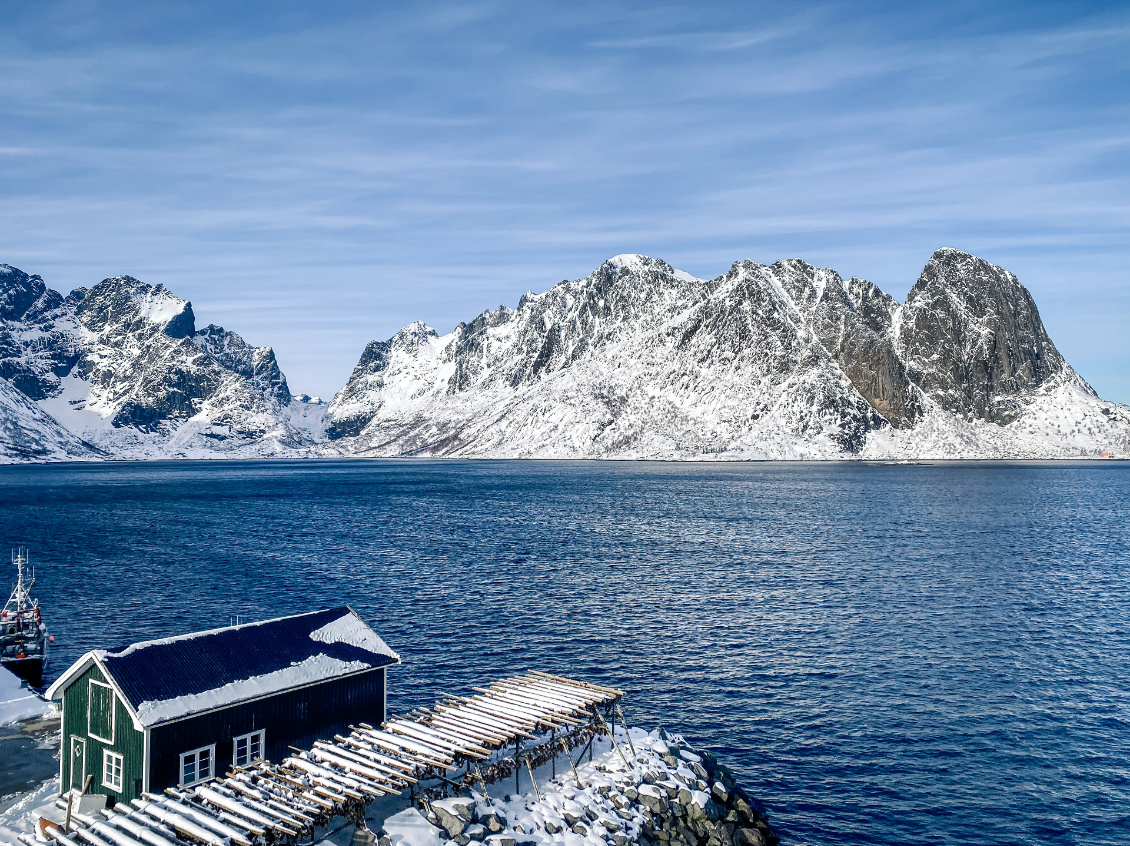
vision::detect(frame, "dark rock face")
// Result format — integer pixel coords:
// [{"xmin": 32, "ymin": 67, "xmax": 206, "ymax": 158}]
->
[
  {"xmin": 899, "ymin": 248, "xmax": 1069, "ymax": 423},
  {"xmin": 0, "ymin": 265, "xmax": 80, "ymax": 400},
  {"xmin": 772, "ymin": 259, "xmax": 923, "ymax": 428},
  {"xmin": 195, "ymin": 324, "xmax": 291, "ymax": 405}
]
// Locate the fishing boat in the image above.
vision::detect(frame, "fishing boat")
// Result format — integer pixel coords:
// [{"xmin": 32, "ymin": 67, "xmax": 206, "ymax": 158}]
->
[{"xmin": 1, "ymin": 549, "xmax": 50, "ymax": 688}]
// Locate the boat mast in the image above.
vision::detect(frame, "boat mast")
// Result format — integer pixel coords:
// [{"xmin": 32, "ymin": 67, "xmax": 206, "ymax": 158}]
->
[{"xmin": 5, "ymin": 548, "xmax": 37, "ymax": 615}]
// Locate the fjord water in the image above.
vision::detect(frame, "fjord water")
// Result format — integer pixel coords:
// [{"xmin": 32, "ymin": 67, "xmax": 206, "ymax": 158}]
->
[{"xmin": 2, "ymin": 460, "xmax": 1127, "ymax": 845}]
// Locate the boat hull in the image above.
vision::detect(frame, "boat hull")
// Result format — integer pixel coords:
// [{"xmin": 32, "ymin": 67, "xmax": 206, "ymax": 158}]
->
[{"xmin": 2, "ymin": 655, "xmax": 44, "ymax": 688}]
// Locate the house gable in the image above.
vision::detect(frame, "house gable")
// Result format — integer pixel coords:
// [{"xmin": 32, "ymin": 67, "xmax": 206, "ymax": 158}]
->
[{"xmin": 61, "ymin": 662, "xmax": 144, "ymax": 802}]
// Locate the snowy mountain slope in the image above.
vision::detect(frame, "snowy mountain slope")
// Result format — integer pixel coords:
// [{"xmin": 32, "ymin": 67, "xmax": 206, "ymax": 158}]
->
[
  {"xmin": 0, "ymin": 376, "xmax": 100, "ymax": 461},
  {"xmin": 0, "ymin": 264, "xmax": 326, "ymax": 462},
  {"xmin": 327, "ymin": 255, "xmax": 891, "ymax": 458},
  {"xmin": 328, "ymin": 249, "xmax": 1130, "ymax": 460}
]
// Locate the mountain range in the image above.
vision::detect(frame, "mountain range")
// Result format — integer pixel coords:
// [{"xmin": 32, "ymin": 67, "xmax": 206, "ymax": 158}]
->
[{"xmin": 1, "ymin": 248, "xmax": 1126, "ymax": 463}]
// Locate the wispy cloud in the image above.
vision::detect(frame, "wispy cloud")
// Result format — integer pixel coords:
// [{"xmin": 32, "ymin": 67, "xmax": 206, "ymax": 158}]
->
[{"xmin": 0, "ymin": 1, "xmax": 1128, "ymax": 398}]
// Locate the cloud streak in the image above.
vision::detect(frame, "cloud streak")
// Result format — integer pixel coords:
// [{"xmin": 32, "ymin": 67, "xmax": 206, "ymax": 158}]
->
[{"xmin": 0, "ymin": 1, "xmax": 1127, "ymax": 399}]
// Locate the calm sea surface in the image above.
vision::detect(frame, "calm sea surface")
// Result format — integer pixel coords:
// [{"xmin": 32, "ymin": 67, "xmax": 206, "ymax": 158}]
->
[{"xmin": 1, "ymin": 459, "xmax": 1127, "ymax": 845}]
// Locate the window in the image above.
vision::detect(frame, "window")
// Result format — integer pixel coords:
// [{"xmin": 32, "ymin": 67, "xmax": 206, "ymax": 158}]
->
[
  {"xmin": 88, "ymin": 680, "xmax": 115, "ymax": 744},
  {"xmin": 233, "ymin": 730, "xmax": 265, "ymax": 767},
  {"xmin": 102, "ymin": 750, "xmax": 123, "ymax": 792},
  {"xmin": 180, "ymin": 745, "xmax": 215, "ymax": 786}
]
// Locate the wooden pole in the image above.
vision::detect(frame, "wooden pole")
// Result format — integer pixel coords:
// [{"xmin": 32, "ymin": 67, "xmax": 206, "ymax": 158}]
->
[
  {"xmin": 616, "ymin": 706, "xmax": 637, "ymax": 758},
  {"xmin": 524, "ymin": 758, "xmax": 542, "ymax": 802},
  {"xmin": 559, "ymin": 739, "xmax": 582, "ymax": 789}
]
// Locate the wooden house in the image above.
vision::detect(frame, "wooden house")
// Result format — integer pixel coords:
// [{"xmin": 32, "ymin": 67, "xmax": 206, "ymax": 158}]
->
[{"xmin": 44, "ymin": 607, "xmax": 399, "ymax": 805}]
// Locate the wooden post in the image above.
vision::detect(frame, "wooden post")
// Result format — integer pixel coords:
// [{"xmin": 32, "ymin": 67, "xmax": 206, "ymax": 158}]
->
[
  {"xmin": 559, "ymin": 739, "xmax": 583, "ymax": 789},
  {"xmin": 514, "ymin": 740, "xmax": 521, "ymax": 794},
  {"xmin": 551, "ymin": 729, "xmax": 556, "ymax": 779},
  {"xmin": 524, "ymin": 758, "xmax": 542, "ymax": 802},
  {"xmin": 616, "ymin": 706, "xmax": 637, "ymax": 758}
]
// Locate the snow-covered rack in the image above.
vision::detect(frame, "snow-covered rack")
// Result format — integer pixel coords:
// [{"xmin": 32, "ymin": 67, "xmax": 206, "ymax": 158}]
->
[{"xmin": 24, "ymin": 672, "xmax": 624, "ymax": 846}]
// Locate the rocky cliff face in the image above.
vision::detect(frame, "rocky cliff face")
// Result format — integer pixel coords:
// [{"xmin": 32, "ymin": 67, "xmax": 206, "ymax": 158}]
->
[
  {"xmin": 897, "ymin": 248, "xmax": 1069, "ymax": 424},
  {"xmin": 327, "ymin": 249, "xmax": 1129, "ymax": 460},
  {"xmin": 0, "ymin": 263, "xmax": 325, "ymax": 461}
]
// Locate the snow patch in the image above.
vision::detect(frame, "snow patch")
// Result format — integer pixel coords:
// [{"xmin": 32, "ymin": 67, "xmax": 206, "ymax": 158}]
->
[
  {"xmin": 310, "ymin": 612, "xmax": 399, "ymax": 660},
  {"xmin": 135, "ymin": 654, "xmax": 372, "ymax": 726},
  {"xmin": 0, "ymin": 668, "xmax": 54, "ymax": 726}
]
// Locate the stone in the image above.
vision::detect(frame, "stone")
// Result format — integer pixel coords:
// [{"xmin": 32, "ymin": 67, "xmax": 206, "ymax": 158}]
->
[
  {"xmin": 711, "ymin": 783, "xmax": 728, "ymax": 804},
  {"xmin": 736, "ymin": 828, "xmax": 764, "ymax": 846},
  {"xmin": 479, "ymin": 812, "xmax": 505, "ymax": 833},
  {"xmin": 733, "ymin": 798, "xmax": 757, "ymax": 824},
  {"xmin": 572, "ymin": 823, "xmax": 590, "ymax": 836},
  {"xmin": 543, "ymin": 821, "xmax": 563, "ymax": 835},
  {"xmin": 431, "ymin": 806, "xmax": 467, "ymax": 839},
  {"xmin": 677, "ymin": 788, "xmax": 693, "ymax": 807},
  {"xmin": 625, "ymin": 787, "xmax": 639, "ymax": 801},
  {"xmin": 484, "ymin": 837, "xmax": 515, "ymax": 846},
  {"xmin": 464, "ymin": 824, "xmax": 486, "ymax": 842},
  {"xmin": 637, "ymin": 784, "xmax": 666, "ymax": 813}
]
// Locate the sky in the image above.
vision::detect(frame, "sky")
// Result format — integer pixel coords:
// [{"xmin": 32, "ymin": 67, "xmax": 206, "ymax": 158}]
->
[{"xmin": 1, "ymin": 1, "xmax": 1128, "ymax": 402}]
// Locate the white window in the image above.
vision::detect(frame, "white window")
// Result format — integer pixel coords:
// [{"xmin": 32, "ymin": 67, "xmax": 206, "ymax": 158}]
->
[
  {"xmin": 179, "ymin": 745, "xmax": 215, "ymax": 786},
  {"xmin": 233, "ymin": 730, "xmax": 265, "ymax": 767},
  {"xmin": 102, "ymin": 750, "xmax": 123, "ymax": 792}
]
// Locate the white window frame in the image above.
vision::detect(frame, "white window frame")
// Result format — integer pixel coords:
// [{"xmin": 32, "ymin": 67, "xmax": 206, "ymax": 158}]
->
[
  {"xmin": 179, "ymin": 744, "xmax": 215, "ymax": 787},
  {"xmin": 232, "ymin": 729, "xmax": 265, "ymax": 768},
  {"xmin": 102, "ymin": 750, "xmax": 123, "ymax": 792},
  {"xmin": 87, "ymin": 680, "xmax": 115, "ymax": 744}
]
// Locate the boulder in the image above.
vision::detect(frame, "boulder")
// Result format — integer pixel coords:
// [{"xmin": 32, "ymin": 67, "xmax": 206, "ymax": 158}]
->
[{"xmin": 736, "ymin": 828, "xmax": 764, "ymax": 846}]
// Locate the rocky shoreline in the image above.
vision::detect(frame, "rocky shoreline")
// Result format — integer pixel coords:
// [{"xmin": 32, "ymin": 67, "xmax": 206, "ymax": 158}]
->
[{"xmin": 378, "ymin": 730, "xmax": 780, "ymax": 846}]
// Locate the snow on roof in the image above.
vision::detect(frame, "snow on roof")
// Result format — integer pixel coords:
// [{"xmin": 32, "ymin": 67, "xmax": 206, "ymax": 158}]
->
[
  {"xmin": 54, "ymin": 607, "xmax": 399, "ymax": 727},
  {"xmin": 135, "ymin": 654, "xmax": 372, "ymax": 726},
  {"xmin": 309, "ymin": 611, "xmax": 398, "ymax": 659}
]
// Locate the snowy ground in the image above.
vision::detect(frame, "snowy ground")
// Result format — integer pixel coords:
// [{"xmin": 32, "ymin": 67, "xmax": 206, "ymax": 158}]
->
[{"xmin": 0, "ymin": 670, "xmax": 53, "ymax": 728}]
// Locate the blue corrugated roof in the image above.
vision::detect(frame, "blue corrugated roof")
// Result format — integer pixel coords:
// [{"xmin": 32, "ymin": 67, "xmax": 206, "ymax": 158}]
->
[{"xmin": 96, "ymin": 607, "xmax": 399, "ymax": 722}]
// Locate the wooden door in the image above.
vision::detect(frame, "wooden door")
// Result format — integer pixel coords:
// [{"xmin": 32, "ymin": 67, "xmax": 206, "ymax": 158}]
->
[{"xmin": 69, "ymin": 736, "xmax": 85, "ymax": 791}]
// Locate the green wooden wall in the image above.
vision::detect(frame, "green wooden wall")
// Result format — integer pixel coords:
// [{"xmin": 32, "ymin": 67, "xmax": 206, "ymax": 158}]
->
[{"xmin": 61, "ymin": 663, "xmax": 145, "ymax": 803}]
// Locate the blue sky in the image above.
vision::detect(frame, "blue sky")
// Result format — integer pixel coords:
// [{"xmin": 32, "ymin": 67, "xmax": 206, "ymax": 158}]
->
[{"xmin": 1, "ymin": 1, "xmax": 1127, "ymax": 401}]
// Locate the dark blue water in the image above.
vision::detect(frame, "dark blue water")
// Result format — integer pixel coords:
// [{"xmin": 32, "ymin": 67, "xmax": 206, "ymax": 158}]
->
[{"xmin": 1, "ymin": 459, "xmax": 1127, "ymax": 845}]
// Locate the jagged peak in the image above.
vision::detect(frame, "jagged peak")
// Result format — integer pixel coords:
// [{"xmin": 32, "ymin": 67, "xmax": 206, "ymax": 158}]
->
[
  {"xmin": 602, "ymin": 253, "xmax": 701, "ymax": 283},
  {"xmin": 391, "ymin": 320, "xmax": 438, "ymax": 347}
]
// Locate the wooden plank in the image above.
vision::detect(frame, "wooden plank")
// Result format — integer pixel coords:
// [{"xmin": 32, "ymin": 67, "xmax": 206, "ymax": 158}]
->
[
  {"xmin": 314, "ymin": 743, "xmax": 415, "ymax": 784},
  {"xmin": 102, "ymin": 810, "xmax": 180, "ymax": 846},
  {"xmin": 154, "ymin": 794, "xmax": 253, "ymax": 845},
  {"xmin": 356, "ymin": 726, "xmax": 453, "ymax": 765},
  {"xmin": 526, "ymin": 671, "xmax": 624, "ymax": 698},
  {"xmin": 432, "ymin": 704, "xmax": 535, "ymax": 739},
  {"xmin": 283, "ymin": 758, "xmax": 371, "ymax": 800},
  {"xmin": 334, "ymin": 737, "xmax": 419, "ymax": 775},
  {"xmin": 193, "ymin": 787, "xmax": 292, "ymax": 835},
  {"xmin": 130, "ymin": 801, "xmax": 228, "ymax": 846},
  {"xmin": 309, "ymin": 748, "xmax": 403, "ymax": 792}
]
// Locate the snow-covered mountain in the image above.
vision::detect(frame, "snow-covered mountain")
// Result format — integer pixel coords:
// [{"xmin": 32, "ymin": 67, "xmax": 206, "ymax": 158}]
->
[
  {"xmin": 326, "ymin": 249, "xmax": 1130, "ymax": 460},
  {"xmin": 0, "ymin": 264, "xmax": 326, "ymax": 461},
  {"xmin": 1, "ymin": 250, "xmax": 1126, "ymax": 464}
]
